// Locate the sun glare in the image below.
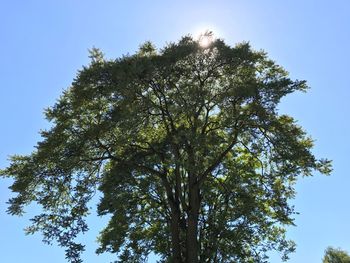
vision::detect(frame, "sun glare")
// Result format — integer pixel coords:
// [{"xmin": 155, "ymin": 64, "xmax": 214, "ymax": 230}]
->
[
  {"xmin": 198, "ymin": 34, "xmax": 212, "ymax": 48},
  {"xmin": 194, "ymin": 28, "xmax": 215, "ymax": 48}
]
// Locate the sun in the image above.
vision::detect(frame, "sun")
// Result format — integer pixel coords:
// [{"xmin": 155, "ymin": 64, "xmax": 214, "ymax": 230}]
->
[
  {"xmin": 198, "ymin": 34, "xmax": 213, "ymax": 48},
  {"xmin": 194, "ymin": 28, "xmax": 215, "ymax": 48}
]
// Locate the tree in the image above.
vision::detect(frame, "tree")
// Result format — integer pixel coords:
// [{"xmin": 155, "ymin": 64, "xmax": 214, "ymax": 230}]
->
[
  {"xmin": 1, "ymin": 33, "xmax": 331, "ymax": 263},
  {"xmin": 323, "ymin": 247, "xmax": 350, "ymax": 263}
]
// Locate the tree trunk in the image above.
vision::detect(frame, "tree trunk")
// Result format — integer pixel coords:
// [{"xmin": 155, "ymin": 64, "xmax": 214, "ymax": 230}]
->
[
  {"xmin": 186, "ymin": 183, "xmax": 200, "ymax": 263},
  {"xmin": 170, "ymin": 207, "xmax": 183, "ymax": 263},
  {"xmin": 160, "ymin": 171, "xmax": 183, "ymax": 262}
]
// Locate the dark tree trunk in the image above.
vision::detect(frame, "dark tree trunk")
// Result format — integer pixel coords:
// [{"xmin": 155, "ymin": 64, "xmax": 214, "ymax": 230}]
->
[
  {"xmin": 170, "ymin": 207, "xmax": 183, "ymax": 263},
  {"xmin": 186, "ymin": 181, "xmax": 200, "ymax": 263},
  {"xmin": 161, "ymin": 168, "xmax": 184, "ymax": 263}
]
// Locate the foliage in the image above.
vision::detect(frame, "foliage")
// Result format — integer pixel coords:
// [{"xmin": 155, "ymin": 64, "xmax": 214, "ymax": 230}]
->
[
  {"xmin": 323, "ymin": 247, "xmax": 350, "ymax": 263},
  {"xmin": 1, "ymin": 34, "xmax": 331, "ymax": 263}
]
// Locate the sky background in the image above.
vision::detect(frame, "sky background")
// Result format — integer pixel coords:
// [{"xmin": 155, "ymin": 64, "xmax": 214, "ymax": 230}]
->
[{"xmin": 0, "ymin": 1, "xmax": 349, "ymax": 262}]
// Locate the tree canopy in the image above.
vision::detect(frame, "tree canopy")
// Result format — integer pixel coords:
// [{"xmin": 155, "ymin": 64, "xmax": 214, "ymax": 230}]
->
[
  {"xmin": 1, "ymin": 33, "xmax": 331, "ymax": 263},
  {"xmin": 323, "ymin": 247, "xmax": 350, "ymax": 263}
]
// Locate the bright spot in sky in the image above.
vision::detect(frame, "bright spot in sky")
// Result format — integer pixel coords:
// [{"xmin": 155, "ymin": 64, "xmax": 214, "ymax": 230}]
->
[
  {"xmin": 198, "ymin": 33, "xmax": 213, "ymax": 48},
  {"xmin": 192, "ymin": 26, "xmax": 218, "ymax": 48}
]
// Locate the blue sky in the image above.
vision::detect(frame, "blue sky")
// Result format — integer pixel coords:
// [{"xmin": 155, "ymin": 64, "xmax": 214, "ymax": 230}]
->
[{"xmin": 0, "ymin": 1, "xmax": 349, "ymax": 262}]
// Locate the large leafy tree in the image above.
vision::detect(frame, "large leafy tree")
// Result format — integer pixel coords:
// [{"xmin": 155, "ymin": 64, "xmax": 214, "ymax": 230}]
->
[
  {"xmin": 323, "ymin": 247, "xmax": 350, "ymax": 263},
  {"xmin": 1, "ymin": 34, "xmax": 331, "ymax": 263}
]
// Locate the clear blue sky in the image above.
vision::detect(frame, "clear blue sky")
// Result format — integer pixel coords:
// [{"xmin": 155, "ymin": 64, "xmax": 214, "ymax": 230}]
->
[{"xmin": 0, "ymin": 1, "xmax": 349, "ymax": 262}]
